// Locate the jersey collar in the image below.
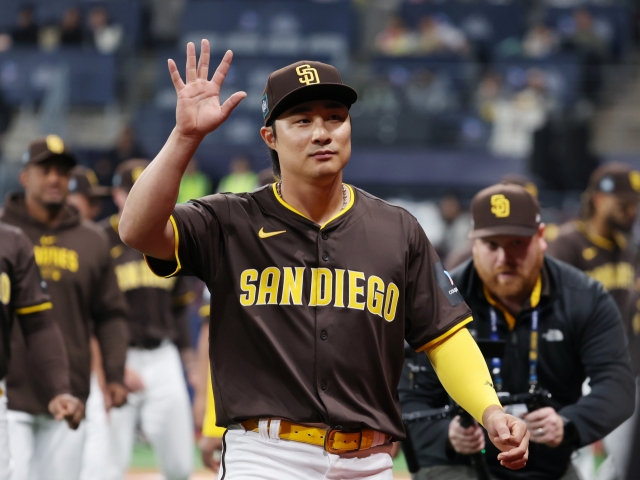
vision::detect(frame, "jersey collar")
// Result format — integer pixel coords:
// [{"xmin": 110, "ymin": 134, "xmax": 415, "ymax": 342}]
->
[
  {"xmin": 483, "ymin": 273, "xmax": 543, "ymax": 331},
  {"xmin": 271, "ymin": 183, "xmax": 356, "ymax": 230},
  {"xmin": 575, "ymin": 220, "xmax": 626, "ymax": 251}
]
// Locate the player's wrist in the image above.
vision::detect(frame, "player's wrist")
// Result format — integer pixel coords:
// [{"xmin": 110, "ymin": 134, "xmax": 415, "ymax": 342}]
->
[
  {"xmin": 481, "ymin": 404, "xmax": 504, "ymax": 427},
  {"xmin": 172, "ymin": 126, "xmax": 206, "ymax": 146}
]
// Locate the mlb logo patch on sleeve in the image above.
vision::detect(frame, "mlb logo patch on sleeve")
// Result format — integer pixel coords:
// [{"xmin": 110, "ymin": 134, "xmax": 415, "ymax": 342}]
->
[{"xmin": 434, "ymin": 262, "xmax": 464, "ymax": 306}]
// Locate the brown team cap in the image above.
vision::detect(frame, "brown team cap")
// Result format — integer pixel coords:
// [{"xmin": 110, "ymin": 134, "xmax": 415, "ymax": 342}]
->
[
  {"xmin": 588, "ymin": 162, "xmax": 640, "ymax": 200},
  {"xmin": 23, "ymin": 135, "xmax": 77, "ymax": 168},
  {"xmin": 469, "ymin": 183, "xmax": 541, "ymax": 239},
  {"xmin": 262, "ymin": 60, "xmax": 357, "ymax": 126},
  {"xmin": 68, "ymin": 166, "xmax": 110, "ymax": 198},
  {"xmin": 112, "ymin": 159, "xmax": 150, "ymax": 192}
]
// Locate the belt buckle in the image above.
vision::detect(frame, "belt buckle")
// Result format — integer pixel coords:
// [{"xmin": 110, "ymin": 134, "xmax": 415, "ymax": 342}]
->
[{"xmin": 324, "ymin": 427, "xmax": 362, "ymax": 454}]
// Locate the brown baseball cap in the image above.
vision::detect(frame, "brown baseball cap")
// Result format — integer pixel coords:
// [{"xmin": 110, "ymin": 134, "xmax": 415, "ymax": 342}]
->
[
  {"xmin": 68, "ymin": 166, "xmax": 110, "ymax": 198},
  {"xmin": 588, "ymin": 162, "xmax": 640, "ymax": 200},
  {"xmin": 23, "ymin": 135, "xmax": 77, "ymax": 168},
  {"xmin": 112, "ymin": 159, "xmax": 150, "ymax": 192},
  {"xmin": 262, "ymin": 60, "xmax": 357, "ymax": 126},
  {"xmin": 469, "ymin": 183, "xmax": 541, "ymax": 239}
]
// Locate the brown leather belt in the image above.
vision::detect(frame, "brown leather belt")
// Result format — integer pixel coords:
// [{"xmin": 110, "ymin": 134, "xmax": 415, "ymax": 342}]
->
[{"xmin": 241, "ymin": 418, "xmax": 390, "ymax": 454}]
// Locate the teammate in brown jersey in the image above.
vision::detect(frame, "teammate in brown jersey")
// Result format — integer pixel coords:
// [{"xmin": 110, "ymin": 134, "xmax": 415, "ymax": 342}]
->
[
  {"xmin": 0, "ymin": 221, "xmax": 82, "ymax": 479},
  {"xmin": 101, "ymin": 159, "xmax": 196, "ymax": 480},
  {"xmin": 547, "ymin": 162, "xmax": 640, "ymax": 480},
  {"xmin": 118, "ymin": 41, "xmax": 530, "ymax": 479},
  {"xmin": 0, "ymin": 136, "xmax": 129, "ymax": 480}
]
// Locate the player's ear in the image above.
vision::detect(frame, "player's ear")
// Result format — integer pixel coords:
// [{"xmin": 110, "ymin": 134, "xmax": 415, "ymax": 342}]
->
[
  {"xmin": 18, "ymin": 168, "xmax": 29, "ymax": 189},
  {"xmin": 260, "ymin": 126, "xmax": 276, "ymax": 150}
]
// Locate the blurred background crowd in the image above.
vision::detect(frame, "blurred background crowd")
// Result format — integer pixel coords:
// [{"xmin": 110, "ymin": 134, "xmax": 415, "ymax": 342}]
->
[{"xmin": 1, "ymin": 0, "xmax": 640, "ymax": 477}]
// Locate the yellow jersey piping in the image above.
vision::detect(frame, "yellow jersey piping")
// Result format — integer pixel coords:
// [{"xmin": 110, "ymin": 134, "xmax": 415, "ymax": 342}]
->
[
  {"xmin": 417, "ymin": 316, "xmax": 473, "ymax": 352},
  {"xmin": 271, "ymin": 183, "xmax": 356, "ymax": 230},
  {"xmin": 144, "ymin": 215, "xmax": 182, "ymax": 278},
  {"xmin": 16, "ymin": 302, "xmax": 53, "ymax": 315}
]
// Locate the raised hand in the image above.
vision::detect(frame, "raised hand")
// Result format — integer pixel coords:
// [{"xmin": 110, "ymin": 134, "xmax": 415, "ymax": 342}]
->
[{"xmin": 168, "ymin": 40, "xmax": 247, "ymax": 139}]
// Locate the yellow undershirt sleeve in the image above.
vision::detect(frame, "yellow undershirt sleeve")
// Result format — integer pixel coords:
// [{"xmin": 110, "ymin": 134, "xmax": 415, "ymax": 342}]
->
[
  {"xmin": 425, "ymin": 327, "xmax": 502, "ymax": 426},
  {"xmin": 202, "ymin": 370, "xmax": 226, "ymax": 438}
]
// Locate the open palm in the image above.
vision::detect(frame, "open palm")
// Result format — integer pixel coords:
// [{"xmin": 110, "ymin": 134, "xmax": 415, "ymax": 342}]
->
[{"xmin": 169, "ymin": 40, "xmax": 246, "ymax": 138}]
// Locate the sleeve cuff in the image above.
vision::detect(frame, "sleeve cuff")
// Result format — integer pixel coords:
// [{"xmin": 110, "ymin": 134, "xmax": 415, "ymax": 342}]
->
[
  {"xmin": 144, "ymin": 215, "xmax": 182, "ymax": 278},
  {"xmin": 416, "ymin": 316, "xmax": 473, "ymax": 352},
  {"xmin": 15, "ymin": 302, "xmax": 53, "ymax": 316}
]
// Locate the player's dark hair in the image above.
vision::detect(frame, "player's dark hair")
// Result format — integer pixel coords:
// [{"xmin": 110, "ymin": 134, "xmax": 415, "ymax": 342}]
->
[{"xmin": 268, "ymin": 123, "xmax": 281, "ymax": 179}]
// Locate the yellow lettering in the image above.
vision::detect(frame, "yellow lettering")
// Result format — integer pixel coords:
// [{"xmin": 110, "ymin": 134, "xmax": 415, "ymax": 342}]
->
[
  {"xmin": 316, "ymin": 268, "xmax": 333, "ymax": 307},
  {"xmin": 280, "ymin": 267, "xmax": 305, "ymax": 305},
  {"xmin": 240, "ymin": 269, "xmax": 258, "ymax": 306},
  {"xmin": 0, "ymin": 272, "xmax": 10, "ymax": 305},
  {"xmin": 309, "ymin": 268, "xmax": 318, "ymax": 306},
  {"xmin": 334, "ymin": 269, "xmax": 345, "ymax": 308},
  {"xmin": 257, "ymin": 267, "xmax": 280, "ymax": 305},
  {"xmin": 367, "ymin": 275, "xmax": 385, "ymax": 317},
  {"xmin": 383, "ymin": 283, "xmax": 399, "ymax": 322},
  {"xmin": 348, "ymin": 271, "xmax": 365, "ymax": 310}
]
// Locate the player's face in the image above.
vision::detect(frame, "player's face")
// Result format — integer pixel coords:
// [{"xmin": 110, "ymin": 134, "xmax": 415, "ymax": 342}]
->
[
  {"xmin": 473, "ymin": 226, "xmax": 547, "ymax": 303},
  {"xmin": 20, "ymin": 160, "xmax": 72, "ymax": 210},
  {"xmin": 263, "ymin": 100, "xmax": 351, "ymax": 182},
  {"xmin": 602, "ymin": 194, "xmax": 638, "ymax": 233},
  {"xmin": 67, "ymin": 193, "xmax": 93, "ymax": 220}
]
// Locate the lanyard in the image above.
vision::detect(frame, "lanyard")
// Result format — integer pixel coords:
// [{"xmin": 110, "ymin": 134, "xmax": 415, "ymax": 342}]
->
[{"xmin": 489, "ymin": 307, "xmax": 539, "ymax": 393}]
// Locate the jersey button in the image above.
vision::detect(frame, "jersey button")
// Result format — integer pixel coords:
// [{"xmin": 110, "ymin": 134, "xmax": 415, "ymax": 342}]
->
[
  {"xmin": 320, "ymin": 381, "xmax": 327, "ymax": 391},
  {"xmin": 320, "ymin": 330, "xmax": 328, "ymax": 341},
  {"xmin": 322, "ymin": 233, "xmax": 328, "ymax": 240},
  {"xmin": 322, "ymin": 252, "xmax": 329, "ymax": 261}
]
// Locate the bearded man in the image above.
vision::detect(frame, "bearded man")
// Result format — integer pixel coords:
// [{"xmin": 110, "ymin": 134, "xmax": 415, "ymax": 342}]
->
[{"xmin": 399, "ymin": 183, "xmax": 635, "ymax": 480}]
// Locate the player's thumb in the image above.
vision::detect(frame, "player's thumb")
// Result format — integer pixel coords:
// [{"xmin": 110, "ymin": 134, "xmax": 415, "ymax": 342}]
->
[
  {"xmin": 493, "ymin": 419, "xmax": 512, "ymax": 442},
  {"xmin": 220, "ymin": 91, "xmax": 247, "ymax": 120}
]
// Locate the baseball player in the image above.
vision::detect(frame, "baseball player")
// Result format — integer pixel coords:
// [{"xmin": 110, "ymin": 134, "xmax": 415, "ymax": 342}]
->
[
  {"xmin": 0, "ymin": 221, "xmax": 83, "ymax": 479},
  {"xmin": 67, "ymin": 165, "xmax": 110, "ymax": 221},
  {"xmin": 547, "ymin": 163, "xmax": 640, "ymax": 480},
  {"xmin": 0, "ymin": 136, "xmax": 130, "ymax": 480},
  {"xmin": 102, "ymin": 159, "xmax": 196, "ymax": 480},
  {"xmin": 118, "ymin": 42, "xmax": 530, "ymax": 479}
]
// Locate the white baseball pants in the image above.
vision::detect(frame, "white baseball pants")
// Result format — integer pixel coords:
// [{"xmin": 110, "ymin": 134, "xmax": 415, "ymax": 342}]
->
[
  {"xmin": 218, "ymin": 426, "xmax": 394, "ymax": 480},
  {"xmin": 7, "ymin": 409, "xmax": 86, "ymax": 480},
  {"xmin": 0, "ymin": 380, "xmax": 10, "ymax": 480},
  {"xmin": 105, "ymin": 341, "xmax": 194, "ymax": 480},
  {"xmin": 79, "ymin": 374, "xmax": 109, "ymax": 480}
]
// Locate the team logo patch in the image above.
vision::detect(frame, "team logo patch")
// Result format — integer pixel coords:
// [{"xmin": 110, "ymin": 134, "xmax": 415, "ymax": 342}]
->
[
  {"xmin": 434, "ymin": 262, "xmax": 463, "ymax": 306},
  {"xmin": 45, "ymin": 135, "xmax": 65, "ymax": 154},
  {"xmin": 630, "ymin": 171, "xmax": 640, "ymax": 193},
  {"xmin": 262, "ymin": 94, "xmax": 269, "ymax": 119},
  {"xmin": 490, "ymin": 194, "xmax": 510, "ymax": 218},
  {"xmin": 582, "ymin": 247, "xmax": 597, "ymax": 261},
  {"xmin": 296, "ymin": 64, "xmax": 320, "ymax": 85}
]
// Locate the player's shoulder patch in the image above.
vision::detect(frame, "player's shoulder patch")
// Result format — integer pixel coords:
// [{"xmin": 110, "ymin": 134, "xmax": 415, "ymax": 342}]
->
[{"xmin": 434, "ymin": 261, "xmax": 464, "ymax": 306}]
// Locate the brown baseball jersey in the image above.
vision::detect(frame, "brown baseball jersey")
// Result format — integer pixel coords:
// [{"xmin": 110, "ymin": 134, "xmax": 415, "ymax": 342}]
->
[
  {"xmin": 0, "ymin": 221, "xmax": 70, "ymax": 400},
  {"xmin": 145, "ymin": 184, "xmax": 472, "ymax": 439},
  {"xmin": 1, "ymin": 193, "xmax": 129, "ymax": 413},
  {"xmin": 100, "ymin": 214, "xmax": 194, "ymax": 349},
  {"xmin": 547, "ymin": 220, "xmax": 638, "ymax": 370}
]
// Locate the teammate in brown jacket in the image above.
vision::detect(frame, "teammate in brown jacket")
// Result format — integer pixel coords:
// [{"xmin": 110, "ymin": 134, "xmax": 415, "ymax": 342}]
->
[
  {"xmin": 0, "ymin": 136, "xmax": 129, "ymax": 480},
  {"xmin": 117, "ymin": 42, "xmax": 530, "ymax": 479},
  {"xmin": 547, "ymin": 162, "xmax": 640, "ymax": 480},
  {"xmin": 102, "ymin": 159, "xmax": 196, "ymax": 480},
  {"xmin": 0, "ymin": 221, "xmax": 83, "ymax": 480}
]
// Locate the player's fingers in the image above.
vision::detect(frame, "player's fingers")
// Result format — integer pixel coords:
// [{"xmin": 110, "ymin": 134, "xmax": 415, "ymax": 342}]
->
[
  {"xmin": 501, "ymin": 457, "xmax": 528, "ymax": 470},
  {"xmin": 220, "ymin": 91, "xmax": 247, "ymax": 119},
  {"xmin": 210, "ymin": 50, "xmax": 234, "ymax": 89},
  {"xmin": 497, "ymin": 431, "xmax": 530, "ymax": 461},
  {"xmin": 168, "ymin": 59, "xmax": 185, "ymax": 92},
  {"xmin": 185, "ymin": 42, "xmax": 197, "ymax": 83},
  {"xmin": 492, "ymin": 418, "xmax": 512, "ymax": 442},
  {"xmin": 197, "ymin": 39, "xmax": 210, "ymax": 80}
]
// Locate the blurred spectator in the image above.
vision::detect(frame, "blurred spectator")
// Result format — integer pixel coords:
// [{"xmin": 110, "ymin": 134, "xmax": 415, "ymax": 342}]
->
[
  {"xmin": 11, "ymin": 6, "xmax": 39, "ymax": 46},
  {"xmin": 489, "ymin": 68, "xmax": 552, "ymax": 158},
  {"xmin": 567, "ymin": 9, "xmax": 608, "ymax": 57},
  {"xmin": 88, "ymin": 6, "xmax": 123, "ymax": 54},
  {"xmin": 60, "ymin": 7, "xmax": 85, "ymax": 47},
  {"xmin": 416, "ymin": 15, "xmax": 468, "ymax": 56},
  {"xmin": 523, "ymin": 24, "xmax": 559, "ymax": 58},
  {"xmin": 475, "ymin": 72, "xmax": 504, "ymax": 123},
  {"xmin": 177, "ymin": 158, "xmax": 211, "ymax": 204},
  {"xmin": 95, "ymin": 127, "xmax": 146, "ymax": 183},
  {"xmin": 375, "ymin": 16, "xmax": 415, "ymax": 56},
  {"xmin": 435, "ymin": 193, "xmax": 470, "ymax": 259},
  {"xmin": 216, "ymin": 156, "xmax": 258, "ymax": 194},
  {"xmin": 406, "ymin": 70, "xmax": 456, "ymax": 114}
]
